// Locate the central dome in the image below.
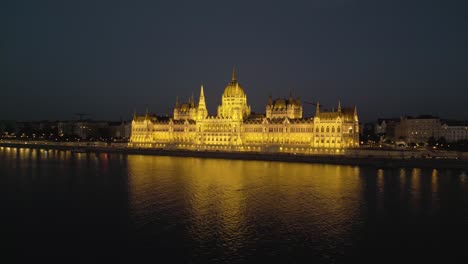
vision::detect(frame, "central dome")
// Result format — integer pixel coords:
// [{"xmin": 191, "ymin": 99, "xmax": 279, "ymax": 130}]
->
[
  {"xmin": 222, "ymin": 68, "xmax": 246, "ymax": 97},
  {"xmin": 223, "ymin": 81, "xmax": 246, "ymax": 97}
]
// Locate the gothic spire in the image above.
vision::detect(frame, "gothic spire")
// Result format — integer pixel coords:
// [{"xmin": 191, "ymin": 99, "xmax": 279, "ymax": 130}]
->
[
  {"xmin": 231, "ymin": 66, "xmax": 237, "ymax": 81},
  {"xmin": 316, "ymin": 101, "xmax": 320, "ymax": 115},
  {"xmin": 197, "ymin": 84, "xmax": 207, "ymax": 119},
  {"xmin": 198, "ymin": 85, "xmax": 206, "ymax": 108},
  {"xmin": 338, "ymin": 100, "xmax": 341, "ymax": 112},
  {"xmin": 175, "ymin": 96, "xmax": 179, "ymax": 108}
]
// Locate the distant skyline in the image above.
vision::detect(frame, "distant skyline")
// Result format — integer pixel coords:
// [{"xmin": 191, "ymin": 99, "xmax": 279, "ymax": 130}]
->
[{"xmin": 2, "ymin": 0, "xmax": 468, "ymax": 122}]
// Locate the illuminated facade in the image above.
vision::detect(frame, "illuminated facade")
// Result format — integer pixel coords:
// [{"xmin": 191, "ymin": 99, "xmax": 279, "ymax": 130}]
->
[{"xmin": 130, "ymin": 69, "xmax": 359, "ymax": 154}]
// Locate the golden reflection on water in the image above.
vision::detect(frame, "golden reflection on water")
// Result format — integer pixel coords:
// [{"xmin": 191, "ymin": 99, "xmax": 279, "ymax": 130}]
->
[
  {"xmin": 399, "ymin": 168, "xmax": 406, "ymax": 188},
  {"xmin": 127, "ymin": 155, "xmax": 364, "ymax": 247},
  {"xmin": 431, "ymin": 169, "xmax": 439, "ymax": 194},
  {"xmin": 1, "ymin": 148, "xmax": 465, "ymax": 234},
  {"xmin": 410, "ymin": 168, "xmax": 422, "ymax": 212},
  {"xmin": 2, "ymin": 147, "xmax": 468, "ymax": 259}
]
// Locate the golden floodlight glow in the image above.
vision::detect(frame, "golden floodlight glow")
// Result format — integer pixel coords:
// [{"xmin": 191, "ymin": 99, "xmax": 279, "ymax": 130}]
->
[{"xmin": 129, "ymin": 69, "xmax": 359, "ymax": 154}]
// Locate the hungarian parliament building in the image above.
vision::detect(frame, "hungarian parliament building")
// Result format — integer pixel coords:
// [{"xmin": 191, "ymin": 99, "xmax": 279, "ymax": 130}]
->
[{"xmin": 130, "ymin": 69, "xmax": 359, "ymax": 154}]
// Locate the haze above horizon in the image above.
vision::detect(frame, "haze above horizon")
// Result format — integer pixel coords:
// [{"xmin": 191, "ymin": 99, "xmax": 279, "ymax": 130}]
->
[{"xmin": 2, "ymin": 0, "xmax": 467, "ymax": 122}]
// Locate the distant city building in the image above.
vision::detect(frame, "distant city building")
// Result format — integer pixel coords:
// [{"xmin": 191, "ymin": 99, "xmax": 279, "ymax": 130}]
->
[
  {"xmin": 395, "ymin": 116, "xmax": 441, "ymax": 144},
  {"xmin": 109, "ymin": 121, "xmax": 132, "ymax": 139},
  {"xmin": 130, "ymin": 69, "xmax": 360, "ymax": 153},
  {"xmin": 374, "ymin": 118, "xmax": 400, "ymax": 141},
  {"xmin": 440, "ymin": 120, "xmax": 468, "ymax": 142},
  {"xmin": 57, "ymin": 121, "xmax": 74, "ymax": 137},
  {"xmin": 58, "ymin": 120, "xmax": 130, "ymax": 140}
]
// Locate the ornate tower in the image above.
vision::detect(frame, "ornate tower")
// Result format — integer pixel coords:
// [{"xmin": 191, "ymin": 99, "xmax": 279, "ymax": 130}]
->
[
  {"xmin": 197, "ymin": 85, "xmax": 208, "ymax": 120},
  {"xmin": 217, "ymin": 68, "xmax": 251, "ymax": 120}
]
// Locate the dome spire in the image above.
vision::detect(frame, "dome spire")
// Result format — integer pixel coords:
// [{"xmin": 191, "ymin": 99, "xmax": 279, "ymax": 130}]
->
[{"xmin": 231, "ymin": 66, "xmax": 237, "ymax": 81}]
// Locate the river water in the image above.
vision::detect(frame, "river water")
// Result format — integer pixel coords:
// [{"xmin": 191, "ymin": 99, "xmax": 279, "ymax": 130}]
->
[{"xmin": 1, "ymin": 147, "xmax": 468, "ymax": 263}]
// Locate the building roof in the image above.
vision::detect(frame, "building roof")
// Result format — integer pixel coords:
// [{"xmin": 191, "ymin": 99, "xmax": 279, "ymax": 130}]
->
[
  {"xmin": 316, "ymin": 107, "xmax": 355, "ymax": 122},
  {"xmin": 404, "ymin": 115, "xmax": 439, "ymax": 120},
  {"xmin": 222, "ymin": 68, "xmax": 246, "ymax": 97},
  {"xmin": 376, "ymin": 118, "xmax": 400, "ymax": 125},
  {"xmin": 244, "ymin": 117, "xmax": 313, "ymax": 124},
  {"xmin": 247, "ymin": 113, "xmax": 266, "ymax": 119},
  {"xmin": 172, "ymin": 119, "xmax": 196, "ymax": 125},
  {"xmin": 442, "ymin": 120, "xmax": 468, "ymax": 126},
  {"xmin": 133, "ymin": 114, "xmax": 159, "ymax": 122},
  {"xmin": 269, "ymin": 97, "xmax": 301, "ymax": 109},
  {"xmin": 175, "ymin": 103, "xmax": 197, "ymax": 112}
]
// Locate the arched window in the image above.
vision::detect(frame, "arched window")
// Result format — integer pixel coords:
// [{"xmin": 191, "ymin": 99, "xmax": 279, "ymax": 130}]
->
[
  {"xmin": 316, "ymin": 127, "xmax": 319, "ymax": 133},
  {"xmin": 337, "ymin": 127, "xmax": 341, "ymax": 133},
  {"xmin": 332, "ymin": 127, "xmax": 335, "ymax": 133},
  {"xmin": 321, "ymin": 127, "xmax": 324, "ymax": 133},
  {"xmin": 326, "ymin": 127, "xmax": 329, "ymax": 133}
]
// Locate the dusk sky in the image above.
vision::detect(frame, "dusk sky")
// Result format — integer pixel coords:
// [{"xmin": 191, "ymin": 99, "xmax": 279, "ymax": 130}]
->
[{"xmin": 2, "ymin": 0, "xmax": 467, "ymax": 122}]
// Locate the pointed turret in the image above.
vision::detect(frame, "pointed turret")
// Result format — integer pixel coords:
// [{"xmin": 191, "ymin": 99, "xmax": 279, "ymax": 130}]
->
[
  {"xmin": 338, "ymin": 100, "xmax": 341, "ymax": 112},
  {"xmin": 267, "ymin": 95, "xmax": 273, "ymax": 106},
  {"xmin": 133, "ymin": 109, "xmax": 136, "ymax": 119},
  {"xmin": 197, "ymin": 84, "xmax": 208, "ymax": 119},
  {"xmin": 198, "ymin": 85, "xmax": 206, "ymax": 108},
  {"xmin": 316, "ymin": 101, "xmax": 320, "ymax": 115},
  {"xmin": 175, "ymin": 96, "xmax": 179, "ymax": 108}
]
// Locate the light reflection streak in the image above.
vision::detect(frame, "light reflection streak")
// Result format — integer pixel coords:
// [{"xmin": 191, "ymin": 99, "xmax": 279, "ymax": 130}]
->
[{"xmin": 127, "ymin": 156, "xmax": 363, "ymax": 252}]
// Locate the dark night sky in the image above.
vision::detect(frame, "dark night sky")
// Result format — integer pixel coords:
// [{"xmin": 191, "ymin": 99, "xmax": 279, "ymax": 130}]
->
[{"xmin": 2, "ymin": 0, "xmax": 468, "ymax": 122}]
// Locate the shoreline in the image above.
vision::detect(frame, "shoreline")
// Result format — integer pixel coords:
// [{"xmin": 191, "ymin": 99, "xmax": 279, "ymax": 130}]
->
[{"xmin": 1, "ymin": 141, "xmax": 467, "ymax": 170}]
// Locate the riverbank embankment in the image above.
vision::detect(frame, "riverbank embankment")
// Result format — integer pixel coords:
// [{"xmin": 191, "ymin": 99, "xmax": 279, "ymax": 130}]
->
[{"xmin": 1, "ymin": 141, "xmax": 467, "ymax": 169}]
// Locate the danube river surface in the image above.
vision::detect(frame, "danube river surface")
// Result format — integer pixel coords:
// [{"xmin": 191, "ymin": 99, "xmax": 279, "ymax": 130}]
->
[{"xmin": 1, "ymin": 147, "xmax": 468, "ymax": 263}]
